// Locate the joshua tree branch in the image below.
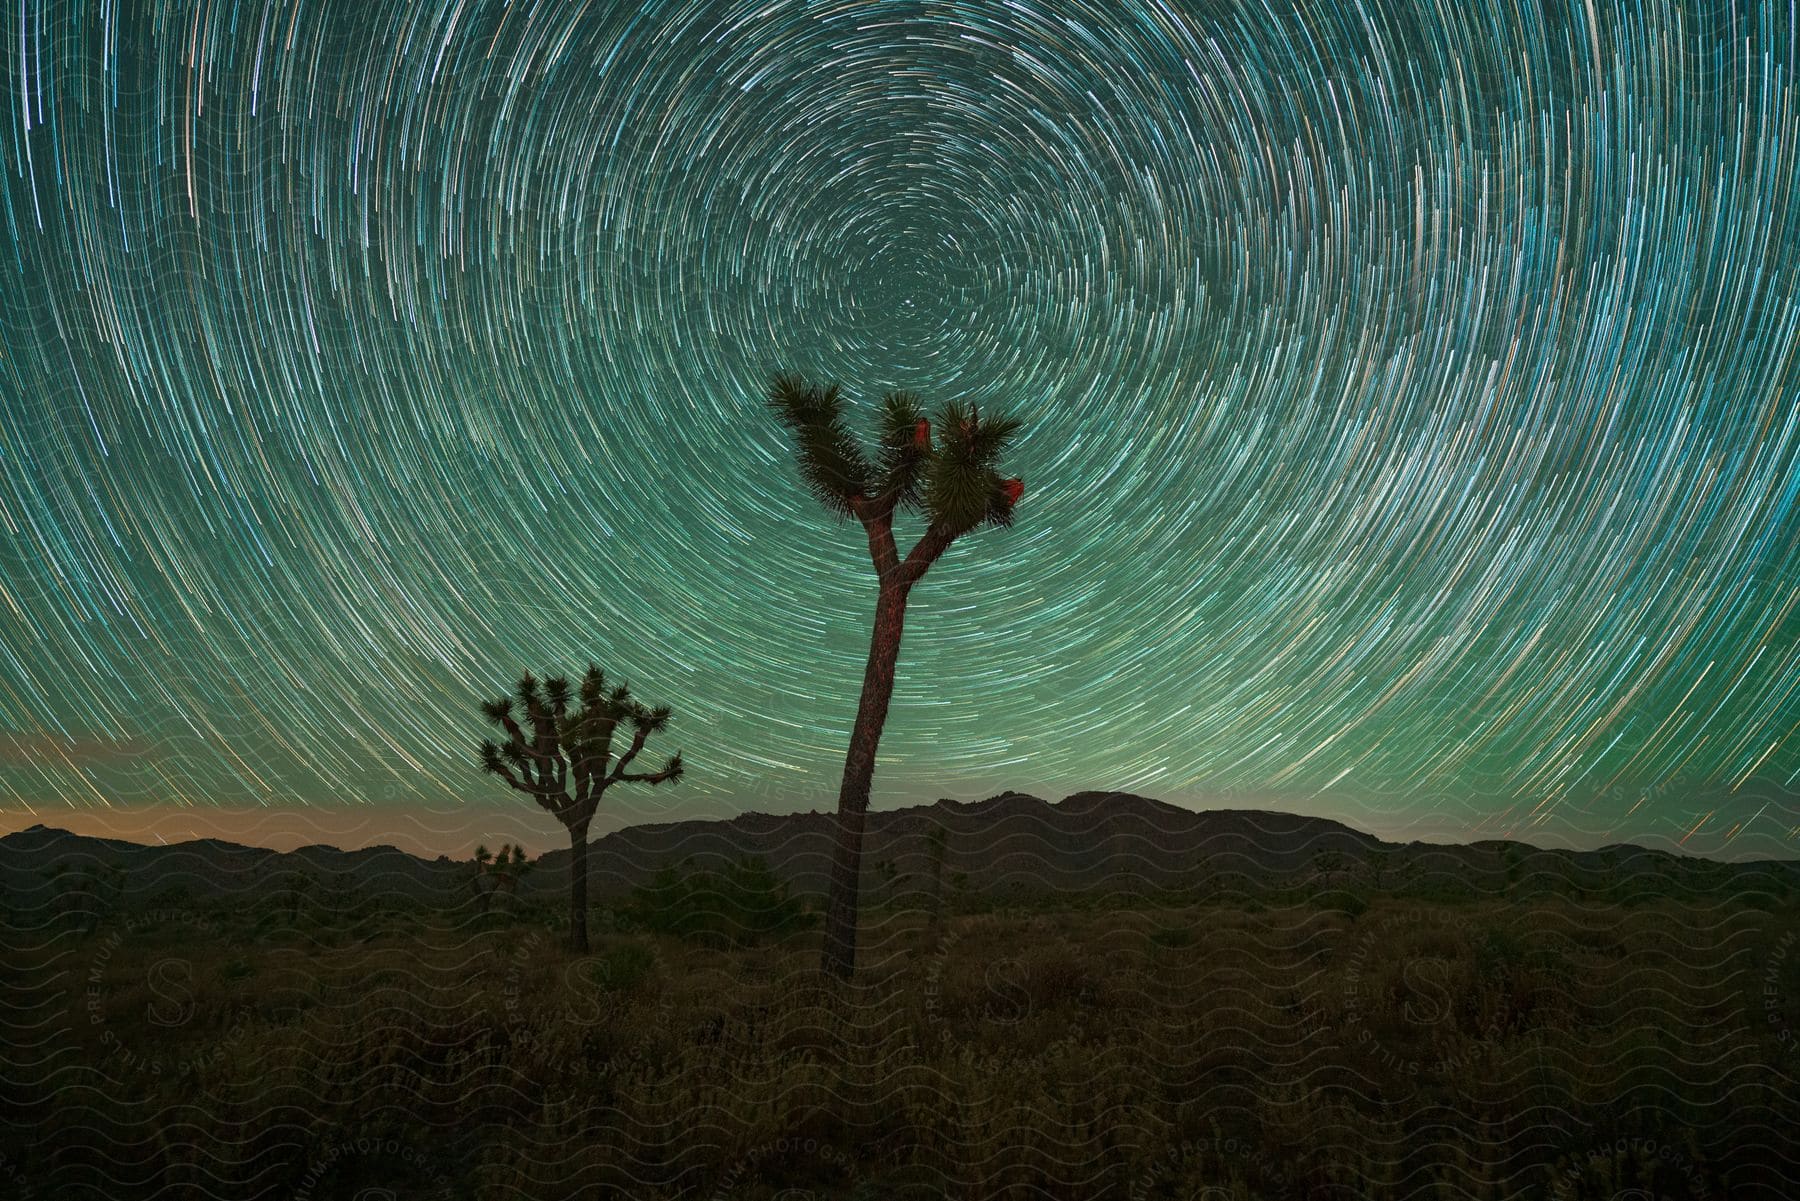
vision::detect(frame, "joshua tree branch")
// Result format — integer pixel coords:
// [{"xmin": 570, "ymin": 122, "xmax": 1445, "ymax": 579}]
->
[
  {"xmin": 866, "ymin": 456, "xmax": 918, "ymax": 524},
  {"xmin": 567, "ymin": 712, "xmax": 621, "ymax": 787},
  {"xmin": 529, "ymin": 706, "xmax": 560, "ymax": 784},
  {"xmin": 618, "ymin": 757, "xmax": 681, "ymax": 785},
  {"xmin": 490, "ymin": 762, "xmax": 563, "ymax": 815},
  {"xmin": 549, "ymin": 791, "xmax": 584, "ymax": 825},
  {"xmin": 849, "ymin": 494, "xmax": 901, "ymax": 579},
  {"xmin": 499, "ymin": 713, "xmax": 558, "ymax": 765},
  {"xmin": 899, "ymin": 521, "xmax": 957, "ymax": 584},
  {"xmin": 607, "ymin": 725, "xmax": 652, "ymax": 784}
]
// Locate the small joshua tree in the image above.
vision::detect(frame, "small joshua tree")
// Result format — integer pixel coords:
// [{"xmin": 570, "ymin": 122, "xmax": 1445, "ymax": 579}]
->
[
  {"xmin": 471, "ymin": 843, "xmax": 531, "ymax": 915},
  {"xmin": 478, "ymin": 666, "xmax": 683, "ymax": 951},
  {"xmin": 766, "ymin": 372, "xmax": 1025, "ymax": 978}
]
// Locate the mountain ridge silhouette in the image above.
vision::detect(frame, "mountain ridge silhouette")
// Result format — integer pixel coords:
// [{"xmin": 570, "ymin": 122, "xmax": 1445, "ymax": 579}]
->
[{"xmin": 4, "ymin": 790, "xmax": 1793, "ymax": 908}]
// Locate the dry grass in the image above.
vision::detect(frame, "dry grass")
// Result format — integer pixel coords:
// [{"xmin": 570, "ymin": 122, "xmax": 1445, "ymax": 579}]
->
[{"xmin": 4, "ymin": 887, "xmax": 1796, "ymax": 1198}]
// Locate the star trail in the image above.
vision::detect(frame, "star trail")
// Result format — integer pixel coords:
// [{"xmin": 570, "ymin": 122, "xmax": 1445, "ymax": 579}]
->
[{"xmin": 1, "ymin": 0, "xmax": 1797, "ymax": 856}]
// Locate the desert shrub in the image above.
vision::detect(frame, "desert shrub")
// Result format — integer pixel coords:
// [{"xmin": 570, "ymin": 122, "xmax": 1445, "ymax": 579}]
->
[
  {"xmin": 1463, "ymin": 924, "xmax": 1579, "ymax": 1035},
  {"xmin": 588, "ymin": 941, "xmax": 656, "ymax": 992},
  {"xmin": 1018, "ymin": 947, "xmax": 1094, "ymax": 1009},
  {"xmin": 625, "ymin": 857, "xmax": 815, "ymax": 948},
  {"xmin": 1318, "ymin": 888, "xmax": 1369, "ymax": 919},
  {"xmin": 1544, "ymin": 1133, "xmax": 1720, "ymax": 1200}
]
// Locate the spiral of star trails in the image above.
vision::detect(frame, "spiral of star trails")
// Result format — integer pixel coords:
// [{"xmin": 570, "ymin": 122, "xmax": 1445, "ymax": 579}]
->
[{"xmin": 0, "ymin": 0, "xmax": 1796, "ymax": 854}]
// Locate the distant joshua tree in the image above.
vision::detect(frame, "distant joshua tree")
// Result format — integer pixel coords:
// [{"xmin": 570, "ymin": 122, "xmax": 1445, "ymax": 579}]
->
[
  {"xmin": 765, "ymin": 372, "xmax": 1025, "ymax": 978},
  {"xmin": 1311, "ymin": 849, "xmax": 1349, "ymax": 887},
  {"xmin": 478, "ymin": 666, "xmax": 683, "ymax": 952},
  {"xmin": 472, "ymin": 842, "xmax": 532, "ymax": 914}
]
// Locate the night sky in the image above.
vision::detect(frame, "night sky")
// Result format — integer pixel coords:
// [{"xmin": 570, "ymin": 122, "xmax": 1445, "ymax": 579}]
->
[{"xmin": 2, "ymin": 0, "xmax": 1797, "ymax": 858}]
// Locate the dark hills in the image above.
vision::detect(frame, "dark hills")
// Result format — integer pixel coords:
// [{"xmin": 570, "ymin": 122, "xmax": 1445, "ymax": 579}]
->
[{"xmin": 2, "ymin": 790, "xmax": 1794, "ymax": 912}]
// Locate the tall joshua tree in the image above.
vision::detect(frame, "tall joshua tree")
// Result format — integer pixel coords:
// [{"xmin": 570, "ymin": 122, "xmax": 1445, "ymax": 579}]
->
[
  {"xmin": 478, "ymin": 665, "xmax": 683, "ymax": 951},
  {"xmin": 766, "ymin": 372, "xmax": 1025, "ymax": 978}
]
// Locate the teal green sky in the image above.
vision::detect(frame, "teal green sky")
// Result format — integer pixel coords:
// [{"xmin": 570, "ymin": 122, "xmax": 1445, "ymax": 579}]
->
[{"xmin": 2, "ymin": 0, "xmax": 1797, "ymax": 858}]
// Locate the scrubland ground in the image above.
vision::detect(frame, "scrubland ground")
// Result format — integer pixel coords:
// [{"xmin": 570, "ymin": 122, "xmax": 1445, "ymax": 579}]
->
[{"xmin": 3, "ymin": 875, "xmax": 1796, "ymax": 1199}]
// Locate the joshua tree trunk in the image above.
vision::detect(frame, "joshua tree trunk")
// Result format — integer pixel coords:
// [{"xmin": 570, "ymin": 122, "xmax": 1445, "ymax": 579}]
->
[
  {"xmin": 567, "ymin": 816, "xmax": 592, "ymax": 953},
  {"xmin": 820, "ymin": 581, "xmax": 911, "ymax": 978},
  {"xmin": 926, "ymin": 826, "xmax": 948, "ymax": 932}
]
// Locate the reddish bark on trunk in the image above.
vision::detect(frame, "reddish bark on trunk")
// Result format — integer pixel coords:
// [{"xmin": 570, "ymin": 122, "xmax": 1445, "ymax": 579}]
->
[{"xmin": 819, "ymin": 580, "xmax": 911, "ymax": 978}]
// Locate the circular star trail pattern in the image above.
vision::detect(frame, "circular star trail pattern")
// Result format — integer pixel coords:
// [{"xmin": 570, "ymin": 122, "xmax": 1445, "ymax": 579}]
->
[{"xmin": 2, "ymin": 0, "xmax": 1798, "ymax": 853}]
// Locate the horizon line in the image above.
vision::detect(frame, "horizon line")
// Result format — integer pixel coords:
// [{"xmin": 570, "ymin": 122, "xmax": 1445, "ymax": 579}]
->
[{"xmin": 2, "ymin": 791, "xmax": 1793, "ymax": 864}]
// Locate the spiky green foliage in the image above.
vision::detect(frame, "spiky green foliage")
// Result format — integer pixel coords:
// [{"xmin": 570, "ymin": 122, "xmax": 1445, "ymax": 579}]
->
[
  {"xmin": 766, "ymin": 373, "xmax": 871, "ymax": 517},
  {"xmin": 924, "ymin": 399, "xmax": 1024, "ymax": 534},
  {"xmin": 766, "ymin": 374, "xmax": 1024, "ymax": 536},
  {"xmin": 578, "ymin": 663, "xmax": 606, "ymax": 706},
  {"xmin": 874, "ymin": 389, "xmax": 930, "ymax": 509}
]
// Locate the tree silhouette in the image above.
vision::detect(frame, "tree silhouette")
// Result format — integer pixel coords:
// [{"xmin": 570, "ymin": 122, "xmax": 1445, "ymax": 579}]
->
[
  {"xmin": 478, "ymin": 666, "xmax": 683, "ymax": 951},
  {"xmin": 471, "ymin": 842, "xmax": 532, "ymax": 915},
  {"xmin": 765, "ymin": 372, "xmax": 1025, "ymax": 977}
]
